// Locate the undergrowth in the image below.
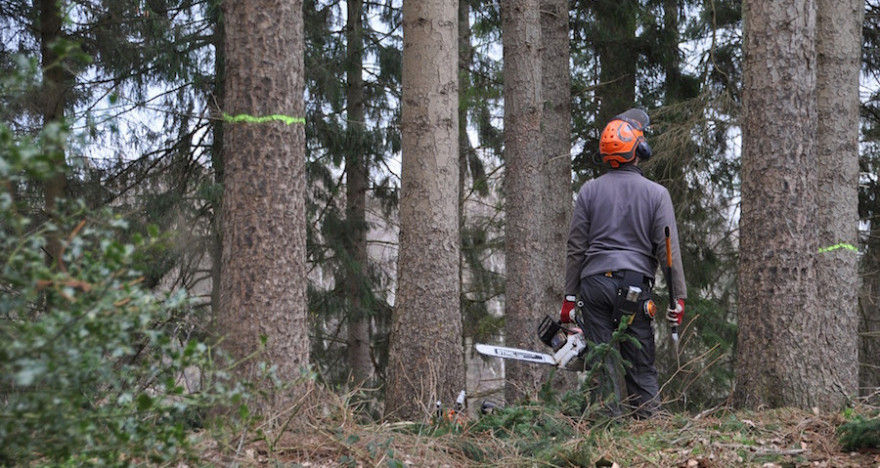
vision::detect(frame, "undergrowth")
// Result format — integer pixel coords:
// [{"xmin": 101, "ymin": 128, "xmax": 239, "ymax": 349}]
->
[
  {"xmin": 231, "ymin": 391, "xmax": 880, "ymax": 468},
  {"xmin": 0, "ymin": 107, "xmax": 246, "ymax": 467},
  {"xmin": 838, "ymin": 412, "xmax": 880, "ymax": 451}
]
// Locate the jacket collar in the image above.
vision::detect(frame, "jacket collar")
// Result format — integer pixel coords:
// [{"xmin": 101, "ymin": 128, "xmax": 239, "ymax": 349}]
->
[{"xmin": 612, "ymin": 164, "xmax": 644, "ymax": 176}]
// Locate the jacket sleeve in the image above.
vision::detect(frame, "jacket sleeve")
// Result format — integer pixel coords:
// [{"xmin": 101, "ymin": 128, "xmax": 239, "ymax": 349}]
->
[
  {"xmin": 564, "ymin": 189, "xmax": 590, "ymax": 297},
  {"xmin": 654, "ymin": 189, "xmax": 687, "ymax": 300}
]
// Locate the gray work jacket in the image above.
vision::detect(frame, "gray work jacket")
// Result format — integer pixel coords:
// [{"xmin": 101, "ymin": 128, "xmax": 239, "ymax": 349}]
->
[{"xmin": 564, "ymin": 164, "xmax": 687, "ymax": 300}]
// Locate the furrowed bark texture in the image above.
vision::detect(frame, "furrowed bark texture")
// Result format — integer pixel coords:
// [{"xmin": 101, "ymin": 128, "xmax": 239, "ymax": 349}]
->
[
  {"xmin": 218, "ymin": 0, "xmax": 309, "ymax": 417},
  {"xmin": 385, "ymin": 0, "xmax": 464, "ymax": 422},
  {"xmin": 502, "ymin": 0, "xmax": 549, "ymax": 403},
  {"xmin": 815, "ymin": 0, "xmax": 862, "ymax": 407},
  {"xmin": 735, "ymin": 0, "xmax": 820, "ymax": 410},
  {"xmin": 540, "ymin": 0, "xmax": 574, "ymax": 390}
]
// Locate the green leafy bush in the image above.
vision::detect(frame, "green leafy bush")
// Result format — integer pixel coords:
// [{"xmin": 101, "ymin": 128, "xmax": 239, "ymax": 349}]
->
[{"xmin": 0, "ymin": 124, "xmax": 238, "ymax": 466}]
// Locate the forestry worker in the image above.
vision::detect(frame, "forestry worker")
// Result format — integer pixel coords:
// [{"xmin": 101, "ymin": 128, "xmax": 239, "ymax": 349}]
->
[{"xmin": 559, "ymin": 108, "xmax": 687, "ymax": 419}]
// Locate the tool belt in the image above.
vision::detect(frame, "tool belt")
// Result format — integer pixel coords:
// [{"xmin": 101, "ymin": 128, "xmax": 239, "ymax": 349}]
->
[{"xmin": 609, "ymin": 270, "xmax": 653, "ymax": 326}]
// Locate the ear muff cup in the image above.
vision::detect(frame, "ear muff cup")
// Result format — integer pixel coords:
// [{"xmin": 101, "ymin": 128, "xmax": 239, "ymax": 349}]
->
[{"xmin": 636, "ymin": 139, "xmax": 652, "ymax": 161}]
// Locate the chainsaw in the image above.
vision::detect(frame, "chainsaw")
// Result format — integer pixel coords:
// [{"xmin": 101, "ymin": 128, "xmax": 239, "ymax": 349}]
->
[{"xmin": 476, "ymin": 312, "xmax": 588, "ymax": 369}]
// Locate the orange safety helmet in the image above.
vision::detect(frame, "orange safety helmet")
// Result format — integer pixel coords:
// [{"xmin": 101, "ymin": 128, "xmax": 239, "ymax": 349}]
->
[{"xmin": 600, "ymin": 108, "xmax": 653, "ymax": 168}]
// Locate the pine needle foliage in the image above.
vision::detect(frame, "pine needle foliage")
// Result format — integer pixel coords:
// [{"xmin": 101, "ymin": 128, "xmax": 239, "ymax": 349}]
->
[
  {"xmin": 469, "ymin": 403, "xmax": 594, "ymax": 466},
  {"xmin": 303, "ymin": 0, "xmax": 400, "ymax": 389},
  {"xmin": 838, "ymin": 416, "xmax": 880, "ymax": 451}
]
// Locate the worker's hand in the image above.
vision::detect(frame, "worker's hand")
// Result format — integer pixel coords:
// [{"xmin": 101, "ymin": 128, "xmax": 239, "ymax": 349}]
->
[
  {"xmin": 560, "ymin": 295, "xmax": 577, "ymax": 323},
  {"xmin": 666, "ymin": 298, "xmax": 684, "ymax": 326}
]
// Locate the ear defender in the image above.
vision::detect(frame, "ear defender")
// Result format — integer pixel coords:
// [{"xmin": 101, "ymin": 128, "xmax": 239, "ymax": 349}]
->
[{"xmin": 636, "ymin": 140, "xmax": 652, "ymax": 161}]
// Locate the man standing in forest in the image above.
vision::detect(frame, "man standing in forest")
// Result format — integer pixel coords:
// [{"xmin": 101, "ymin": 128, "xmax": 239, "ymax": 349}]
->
[{"xmin": 560, "ymin": 108, "xmax": 686, "ymax": 418}]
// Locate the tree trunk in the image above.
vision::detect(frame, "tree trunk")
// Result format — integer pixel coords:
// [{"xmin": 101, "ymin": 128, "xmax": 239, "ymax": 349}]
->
[
  {"xmin": 385, "ymin": 0, "xmax": 464, "ymax": 422},
  {"xmin": 209, "ymin": 0, "xmax": 224, "ymax": 324},
  {"xmin": 540, "ymin": 0, "xmax": 573, "ymax": 389},
  {"xmin": 734, "ymin": 0, "xmax": 820, "ymax": 410},
  {"xmin": 39, "ymin": 0, "xmax": 69, "ymax": 268},
  {"xmin": 502, "ymin": 0, "xmax": 548, "ymax": 403},
  {"xmin": 814, "ymin": 0, "xmax": 862, "ymax": 407},
  {"xmin": 595, "ymin": 0, "xmax": 637, "ymax": 127},
  {"xmin": 218, "ymin": 0, "xmax": 309, "ymax": 419},
  {"xmin": 458, "ymin": 0, "xmax": 473, "ymax": 384},
  {"xmin": 345, "ymin": 0, "xmax": 372, "ymax": 386},
  {"xmin": 662, "ymin": 0, "xmax": 687, "ymax": 103},
  {"xmin": 860, "ymin": 240, "xmax": 880, "ymax": 395}
]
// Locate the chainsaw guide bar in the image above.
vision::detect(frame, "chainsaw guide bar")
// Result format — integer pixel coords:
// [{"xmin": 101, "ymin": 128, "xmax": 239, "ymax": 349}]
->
[{"xmin": 475, "ymin": 343, "xmax": 557, "ymax": 366}]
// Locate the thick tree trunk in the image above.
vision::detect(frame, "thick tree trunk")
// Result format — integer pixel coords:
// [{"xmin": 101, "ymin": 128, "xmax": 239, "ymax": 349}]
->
[
  {"xmin": 385, "ymin": 0, "xmax": 463, "ymax": 422},
  {"xmin": 540, "ymin": 0, "xmax": 573, "ymax": 389},
  {"xmin": 814, "ymin": 0, "xmax": 862, "ymax": 406},
  {"xmin": 218, "ymin": 0, "xmax": 309, "ymax": 418},
  {"xmin": 734, "ymin": 0, "xmax": 820, "ymax": 410},
  {"xmin": 345, "ymin": 0, "xmax": 372, "ymax": 386},
  {"xmin": 502, "ymin": 0, "xmax": 548, "ymax": 403}
]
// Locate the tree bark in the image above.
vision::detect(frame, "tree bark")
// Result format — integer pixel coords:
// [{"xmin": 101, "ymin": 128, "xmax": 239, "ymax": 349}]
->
[
  {"xmin": 39, "ymin": 0, "xmax": 70, "ymax": 268},
  {"xmin": 595, "ymin": 0, "xmax": 637, "ymax": 127},
  {"xmin": 540, "ymin": 0, "xmax": 573, "ymax": 389},
  {"xmin": 814, "ymin": 0, "xmax": 862, "ymax": 407},
  {"xmin": 385, "ymin": 0, "xmax": 464, "ymax": 422},
  {"xmin": 458, "ymin": 0, "xmax": 473, "ymax": 386},
  {"xmin": 218, "ymin": 0, "xmax": 309, "ymax": 419},
  {"xmin": 859, "ymin": 243, "xmax": 880, "ymax": 395},
  {"xmin": 734, "ymin": 0, "xmax": 820, "ymax": 410},
  {"xmin": 345, "ymin": 0, "xmax": 373, "ymax": 386},
  {"xmin": 502, "ymin": 0, "xmax": 548, "ymax": 403},
  {"xmin": 209, "ymin": 0, "xmax": 224, "ymax": 325}
]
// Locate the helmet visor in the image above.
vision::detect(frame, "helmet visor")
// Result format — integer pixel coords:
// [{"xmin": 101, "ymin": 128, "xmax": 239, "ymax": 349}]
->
[{"xmin": 615, "ymin": 108, "xmax": 650, "ymax": 131}]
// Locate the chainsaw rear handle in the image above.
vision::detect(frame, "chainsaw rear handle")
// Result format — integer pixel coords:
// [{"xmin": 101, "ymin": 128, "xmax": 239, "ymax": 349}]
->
[{"xmin": 575, "ymin": 299, "xmax": 588, "ymax": 332}]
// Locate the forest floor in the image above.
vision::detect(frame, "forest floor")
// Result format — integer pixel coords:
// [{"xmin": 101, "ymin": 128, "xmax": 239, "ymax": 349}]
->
[{"xmin": 195, "ymin": 401, "xmax": 880, "ymax": 467}]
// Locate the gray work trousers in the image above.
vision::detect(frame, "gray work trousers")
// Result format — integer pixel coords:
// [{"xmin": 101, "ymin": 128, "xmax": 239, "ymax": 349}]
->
[{"xmin": 579, "ymin": 273, "xmax": 659, "ymax": 418}]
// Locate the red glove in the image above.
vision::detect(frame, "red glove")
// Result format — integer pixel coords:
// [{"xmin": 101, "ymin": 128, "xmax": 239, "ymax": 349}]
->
[
  {"xmin": 560, "ymin": 295, "xmax": 577, "ymax": 323},
  {"xmin": 666, "ymin": 298, "xmax": 684, "ymax": 326}
]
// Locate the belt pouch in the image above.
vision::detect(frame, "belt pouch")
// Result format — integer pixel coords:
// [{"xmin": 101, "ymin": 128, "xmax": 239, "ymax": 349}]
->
[{"xmin": 611, "ymin": 270, "xmax": 646, "ymax": 325}]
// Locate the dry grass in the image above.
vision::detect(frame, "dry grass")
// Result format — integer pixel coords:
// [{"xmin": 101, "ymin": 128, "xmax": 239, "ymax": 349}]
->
[
  {"xmin": 191, "ymin": 388, "xmax": 880, "ymax": 468},
  {"xmin": 587, "ymin": 407, "xmax": 879, "ymax": 468}
]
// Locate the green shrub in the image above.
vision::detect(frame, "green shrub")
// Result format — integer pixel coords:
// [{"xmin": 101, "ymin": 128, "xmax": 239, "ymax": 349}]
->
[
  {"xmin": 838, "ymin": 416, "xmax": 880, "ymax": 452},
  {"xmin": 0, "ymin": 122, "xmax": 238, "ymax": 466},
  {"xmin": 469, "ymin": 403, "xmax": 589, "ymax": 464}
]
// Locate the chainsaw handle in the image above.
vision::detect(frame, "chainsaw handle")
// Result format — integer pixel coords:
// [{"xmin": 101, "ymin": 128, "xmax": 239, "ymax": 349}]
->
[{"xmin": 574, "ymin": 299, "xmax": 587, "ymax": 332}]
